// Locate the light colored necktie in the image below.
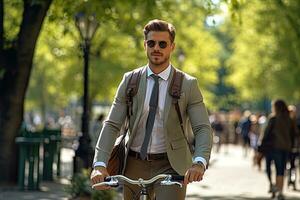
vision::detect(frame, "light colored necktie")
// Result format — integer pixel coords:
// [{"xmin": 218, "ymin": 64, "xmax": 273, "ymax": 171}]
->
[{"xmin": 140, "ymin": 74, "xmax": 159, "ymax": 160}]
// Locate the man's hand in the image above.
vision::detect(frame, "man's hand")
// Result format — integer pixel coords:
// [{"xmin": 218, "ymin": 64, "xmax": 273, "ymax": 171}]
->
[
  {"xmin": 90, "ymin": 166, "xmax": 110, "ymax": 190},
  {"xmin": 184, "ymin": 163, "xmax": 205, "ymax": 185}
]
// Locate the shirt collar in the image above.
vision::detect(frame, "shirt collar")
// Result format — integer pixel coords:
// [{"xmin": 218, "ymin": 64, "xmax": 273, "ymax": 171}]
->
[{"xmin": 146, "ymin": 64, "xmax": 171, "ymax": 81}]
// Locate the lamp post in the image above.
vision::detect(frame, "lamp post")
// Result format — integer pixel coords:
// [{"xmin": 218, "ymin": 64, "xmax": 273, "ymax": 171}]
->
[{"xmin": 74, "ymin": 12, "xmax": 99, "ymax": 172}]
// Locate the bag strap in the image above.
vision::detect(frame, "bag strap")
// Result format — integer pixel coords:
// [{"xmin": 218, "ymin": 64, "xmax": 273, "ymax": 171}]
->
[
  {"xmin": 126, "ymin": 68, "xmax": 142, "ymax": 117},
  {"xmin": 169, "ymin": 68, "xmax": 184, "ymax": 132},
  {"xmin": 169, "ymin": 68, "xmax": 193, "ymax": 153},
  {"xmin": 119, "ymin": 68, "xmax": 143, "ymax": 142}
]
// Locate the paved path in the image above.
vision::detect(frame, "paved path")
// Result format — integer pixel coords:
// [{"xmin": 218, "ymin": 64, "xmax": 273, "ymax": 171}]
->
[
  {"xmin": 186, "ymin": 145, "xmax": 300, "ymax": 200},
  {"xmin": 0, "ymin": 181, "xmax": 69, "ymax": 200},
  {"xmin": 1, "ymin": 145, "xmax": 300, "ymax": 199}
]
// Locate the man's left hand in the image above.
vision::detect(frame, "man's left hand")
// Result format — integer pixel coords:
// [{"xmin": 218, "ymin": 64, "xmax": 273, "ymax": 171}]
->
[{"xmin": 184, "ymin": 164, "xmax": 205, "ymax": 185}]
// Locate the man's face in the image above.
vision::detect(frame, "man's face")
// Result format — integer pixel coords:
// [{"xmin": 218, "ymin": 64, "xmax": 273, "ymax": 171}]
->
[{"xmin": 144, "ymin": 31, "xmax": 175, "ymax": 67}]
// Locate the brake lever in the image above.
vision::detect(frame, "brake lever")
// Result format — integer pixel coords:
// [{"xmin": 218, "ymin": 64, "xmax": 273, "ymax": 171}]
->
[
  {"xmin": 92, "ymin": 177, "xmax": 119, "ymax": 189},
  {"xmin": 160, "ymin": 176, "xmax": 183, "ymax": 188},
  {"xmin": 160, "ymin": 180, "xmax": 182, "ymax": 187}
]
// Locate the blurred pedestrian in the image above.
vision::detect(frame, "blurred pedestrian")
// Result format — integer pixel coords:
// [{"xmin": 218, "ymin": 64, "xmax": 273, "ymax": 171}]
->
[
  {"xmin": 237, "ymin": 110, "xmax": 252, "ymax": 157},
  {"xmin": 211, "ymin": 113, "xmax": 224, "ymax": 153},
  {"xmin": 258, "ymin": 113, "xmax": 268, "ymax": 136},
  {"xmin": 258, "ymin": 100, "xmax": 295, "ymax": 200},
  {"xmin": 253, "ymin": 114, "xmax": 268, "ymax": 170},
  {"xmin": 249, "ymin": 114, "xmax": 261, "ymax": 169},
  {"xmin": 287, "ymin": 105, "xmax": 300, "ymax": 189},
  {"xmin": 249, "ymin": 114, "xmax": 260, "ymax": 150}
]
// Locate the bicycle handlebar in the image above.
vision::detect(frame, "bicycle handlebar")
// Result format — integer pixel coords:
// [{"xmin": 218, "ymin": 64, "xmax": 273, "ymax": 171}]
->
[{"xmin": 92, "ymin": 174, "xmax": 184, "ymax": 189}]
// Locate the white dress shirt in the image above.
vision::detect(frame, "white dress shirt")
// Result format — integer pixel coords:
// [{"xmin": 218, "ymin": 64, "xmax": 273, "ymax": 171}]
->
[{"xmin": 130, "ymin": 65, "xmax": 170, "ymax": 153}]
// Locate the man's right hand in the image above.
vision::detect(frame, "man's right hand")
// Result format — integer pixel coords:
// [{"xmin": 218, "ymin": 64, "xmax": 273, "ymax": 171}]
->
[{"xmin": 90, "ymin": 166, "xmax": 110, "ymax": 190}]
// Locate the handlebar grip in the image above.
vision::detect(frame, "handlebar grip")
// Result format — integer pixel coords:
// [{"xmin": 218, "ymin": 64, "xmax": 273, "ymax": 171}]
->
[
  {"xmin": 102, "ymin": 176, "xmax": 119, "ymax": 187},
  {"xmin": 104, "ymin": 176, "xmax": 111, "ymax": 182},
  {"xmin": 171, "ymin": 175, "xmax": 184, "ymax": 181}
]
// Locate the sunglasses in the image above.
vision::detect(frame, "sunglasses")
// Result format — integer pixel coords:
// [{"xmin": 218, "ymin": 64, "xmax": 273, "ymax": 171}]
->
[{"xmin": 146, "ymin": 40, "xmax": 168, "ymax": 49}]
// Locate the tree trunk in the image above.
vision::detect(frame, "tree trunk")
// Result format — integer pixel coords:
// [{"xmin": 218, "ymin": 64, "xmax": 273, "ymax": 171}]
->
[{"xmin": 0, "ymin": 0, "xmax": 52, "ymax": 183}]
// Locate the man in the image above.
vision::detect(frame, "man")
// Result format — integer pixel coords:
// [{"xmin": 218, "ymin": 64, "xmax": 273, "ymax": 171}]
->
[{"xmin": 90, "ymin": 19, "xmax": 213, "ymax": 200}]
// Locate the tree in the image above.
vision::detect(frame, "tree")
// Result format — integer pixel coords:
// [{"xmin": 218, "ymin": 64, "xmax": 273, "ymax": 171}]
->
[
  {"xmin": 210, "ymin": 28, "xmax": 237, "ymax": 111},
  {"xmin": 0, "ymin": 0, "xmax": 52, "ymax": 183},
  {"xmin": 227, "ymin": 0, "xmax": 300, "ymax": 104}
]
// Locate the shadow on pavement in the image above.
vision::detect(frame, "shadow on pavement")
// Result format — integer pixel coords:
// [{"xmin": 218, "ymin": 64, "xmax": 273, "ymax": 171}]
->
[
  {"xmin": 0, "ymin": 181, "xmax": 69, "ymax": 200},
  {"xmin": 187, "ymin": 194, "xmax": 300, "ymax": 200}
]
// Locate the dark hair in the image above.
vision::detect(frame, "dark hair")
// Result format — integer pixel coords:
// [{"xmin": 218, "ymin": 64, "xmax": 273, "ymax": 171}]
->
[
  {"xmin": 273, "ymin": 99, "xmax": 289, "ymax": 117},
  {"xmin": 143, "ymin": 19, "xmax": 176, "ymax": 43}
]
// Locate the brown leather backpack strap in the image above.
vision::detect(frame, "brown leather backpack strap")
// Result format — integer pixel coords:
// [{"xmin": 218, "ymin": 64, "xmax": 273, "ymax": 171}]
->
[
  {"xmin": 118, "ymin": 68, "xmax": 143, "ymax": 146},
  {"xmin": 169, "ymin": 69, "xmax": 184, "ymax": 130},
  {"xmin": 169, "ymin": 68, "xmax": 183, "ymax": 101},
  {"xmin": 126, "ymin": 68, "xmax": 142, "ymax": 116},
  {"xmin": 169, "ymin": 68, "xmax": 194, "ymax": 153}
]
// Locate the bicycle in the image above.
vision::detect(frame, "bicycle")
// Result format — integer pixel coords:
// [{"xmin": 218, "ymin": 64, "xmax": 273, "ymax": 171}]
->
[{"xmin": 92, "ymin": 174, "xmax": 184, "ymax": 200}]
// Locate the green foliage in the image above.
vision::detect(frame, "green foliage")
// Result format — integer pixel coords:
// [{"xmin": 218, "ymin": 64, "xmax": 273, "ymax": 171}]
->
[
  {"xmin": 3, "ymin": 0, "xmax": 23, "ymax": 46},
  {"xmin": 5, "ymin": 0, "xmax": 300, "ymax": 115},
  {"xmin": 226, "ymin": 0, "xmax": 300, "ymax": 104},
  {"xmin": 65, "ymin": 169, "xmax": 116, "ymax": 200},
  {"xmin": 25, "ymin": 0, "xmax": 222, "ymax": 113}
]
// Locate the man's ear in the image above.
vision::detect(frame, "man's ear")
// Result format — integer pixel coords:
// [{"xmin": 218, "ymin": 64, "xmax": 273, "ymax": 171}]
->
[{"xmin": 171, "ymin": 42, "xmax": 176, "ymax": 52}]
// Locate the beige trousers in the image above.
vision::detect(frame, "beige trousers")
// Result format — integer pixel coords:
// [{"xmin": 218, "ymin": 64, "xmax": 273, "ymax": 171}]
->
[{"xmin": 123, "ymin": 155, "xmax": 186, "ymax": 200}]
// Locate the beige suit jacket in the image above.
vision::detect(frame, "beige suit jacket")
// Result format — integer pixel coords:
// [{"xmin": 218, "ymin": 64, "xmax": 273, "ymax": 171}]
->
[{"xmin": 93, "ymin": 66, "xmax": 213, "ymax": 175}]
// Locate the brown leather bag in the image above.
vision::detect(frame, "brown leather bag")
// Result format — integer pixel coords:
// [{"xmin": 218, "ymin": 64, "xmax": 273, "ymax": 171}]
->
[
  {"xmin": 106, "ymin": 69, "xmax": 141, "ymax": 175},
  {"xmin": 107, "ymin": 133, "xmax": 126, "ymax": 175}
]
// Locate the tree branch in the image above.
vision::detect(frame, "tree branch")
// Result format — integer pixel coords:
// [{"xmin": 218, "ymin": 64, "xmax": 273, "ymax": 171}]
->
[{"xmin": 18, "ymin": 0, "xmax": 52, "ymax": 60}]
